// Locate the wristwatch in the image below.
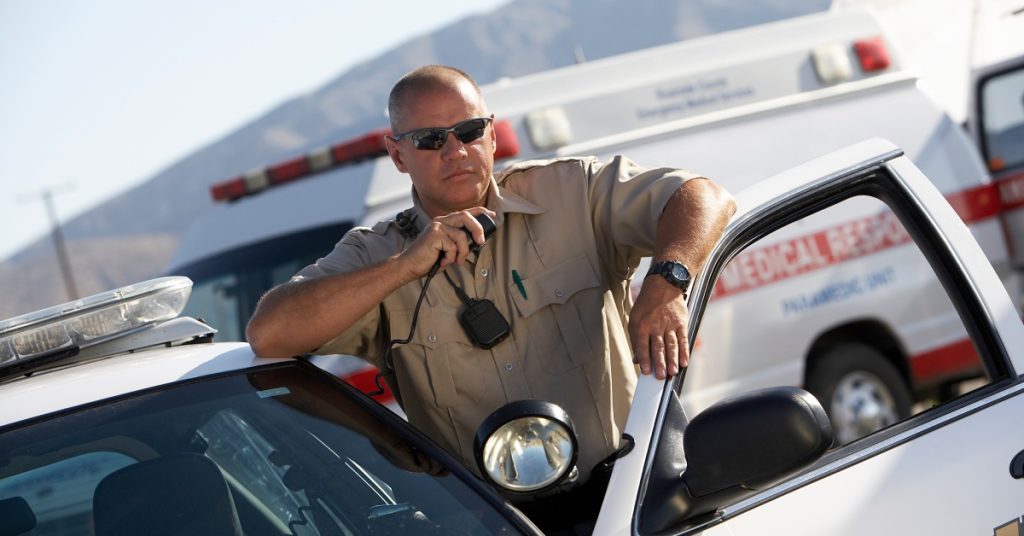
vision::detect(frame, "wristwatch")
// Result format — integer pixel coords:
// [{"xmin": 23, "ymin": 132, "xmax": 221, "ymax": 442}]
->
[{"xmin": 646, "ymin": 260, "xmax": 692, "ymax": 297}]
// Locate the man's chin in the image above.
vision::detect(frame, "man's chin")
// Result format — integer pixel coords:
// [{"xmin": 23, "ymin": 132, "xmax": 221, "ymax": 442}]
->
[{"xmin": 446, "ymin": 188, "xmax": 490, "ymax": 212}]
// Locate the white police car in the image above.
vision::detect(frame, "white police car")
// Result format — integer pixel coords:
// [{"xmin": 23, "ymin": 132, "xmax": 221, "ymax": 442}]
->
[{"xmin": 1, "ymin": 139, "xmax": 1022, "ymax": 536}]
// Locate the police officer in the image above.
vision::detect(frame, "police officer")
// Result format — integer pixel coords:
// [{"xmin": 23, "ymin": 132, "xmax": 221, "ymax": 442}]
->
[{"xmin": 247, "ymin": 64, "xmax": 735, "ymax": 527}]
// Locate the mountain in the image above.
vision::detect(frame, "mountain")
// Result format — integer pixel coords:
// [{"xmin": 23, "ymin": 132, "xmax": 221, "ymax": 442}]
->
[{"xmin": 0, "ymin": 0, "xmax": 828, "ymax": 318}]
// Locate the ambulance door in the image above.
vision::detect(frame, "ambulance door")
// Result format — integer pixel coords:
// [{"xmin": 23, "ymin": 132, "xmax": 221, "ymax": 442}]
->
[{"xmin": 973, "ymin": 56, "xmax": 1024, "ymax": 281}]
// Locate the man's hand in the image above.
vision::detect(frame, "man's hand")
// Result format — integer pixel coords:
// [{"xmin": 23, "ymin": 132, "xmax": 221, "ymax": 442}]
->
[
  {"xmin": 629, "ymin": 276, "xmax": 690, "ymax": 379},
  {"xmin": 396, "ymin": 207, "xmax": 496, "ymax": 278}
]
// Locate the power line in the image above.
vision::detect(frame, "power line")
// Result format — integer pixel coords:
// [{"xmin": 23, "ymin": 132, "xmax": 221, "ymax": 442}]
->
[{"xmin": 19, "ymin": 185, "xmax": 79, "ymax": 301}]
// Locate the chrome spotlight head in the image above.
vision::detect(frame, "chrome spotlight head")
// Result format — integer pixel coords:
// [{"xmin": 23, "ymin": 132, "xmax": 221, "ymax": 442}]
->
[{"xmin": 474, "ymin": 401, "xmax": 578, "ymax": 494}]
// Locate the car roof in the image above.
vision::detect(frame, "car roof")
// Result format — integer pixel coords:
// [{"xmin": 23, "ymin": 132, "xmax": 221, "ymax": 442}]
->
[{"xmin": 0, "ymin": 340, "xmax": 288, "ymax": 428}]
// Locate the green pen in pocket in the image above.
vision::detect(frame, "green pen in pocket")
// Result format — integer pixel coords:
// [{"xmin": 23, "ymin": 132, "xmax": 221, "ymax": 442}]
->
[{"xmin": 511, "ymin": 270, "xmax": 527, "ymax": 299}]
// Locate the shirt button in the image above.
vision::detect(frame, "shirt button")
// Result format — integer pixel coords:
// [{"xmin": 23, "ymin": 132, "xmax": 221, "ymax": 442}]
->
[
  {"xmin": 427, "ymin": 334, "xmax": 437, "ymax": 343},
  {"xmin": 480, "ymin": 268, "xmax": 489, "ymax": 277},
  {"xmin": 555, "ymin": 288, "xmax": 564, "ymax": 298},
  {"xmin": 505, "ymin": 363, "xmax": 513, "ymax": 371}
]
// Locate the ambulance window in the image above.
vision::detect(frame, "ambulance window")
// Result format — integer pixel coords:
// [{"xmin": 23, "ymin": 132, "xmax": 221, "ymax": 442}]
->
[
  {"xmin": 173, "ymin": 222, "xmax": 352, "ymax": 341},
  {"xmin": 687, "ymin": 195, "xmax": 991, "ymax": 446},
  {"xmin": 186, "ymin": 273, "xmax": 243, "ymax": 341},
  {"xmin": 979, "ymin": 65, "xmax": 1024, "ymax": 173}
]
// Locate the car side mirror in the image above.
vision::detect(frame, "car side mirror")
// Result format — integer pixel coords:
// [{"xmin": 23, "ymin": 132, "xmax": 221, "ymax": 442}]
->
[{"xmin": 640, "ymin": 387, "xmax": 833, "ymax": 532}]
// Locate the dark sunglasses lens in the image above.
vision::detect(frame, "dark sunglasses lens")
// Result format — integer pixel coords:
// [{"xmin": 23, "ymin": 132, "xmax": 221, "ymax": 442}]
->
[
  {"xmin": 411, "ymin": 129, "xmax": 447, "ymax": 150},
  {"xmin": 454, "ymin": 119, "xmax": 489, "ymax": 143}
]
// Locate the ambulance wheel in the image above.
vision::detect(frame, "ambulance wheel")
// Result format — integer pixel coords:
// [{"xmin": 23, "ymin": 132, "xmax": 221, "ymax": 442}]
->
[{"xmin": 806, "ymin": 343, "xmax": 912, "ymax": 445}]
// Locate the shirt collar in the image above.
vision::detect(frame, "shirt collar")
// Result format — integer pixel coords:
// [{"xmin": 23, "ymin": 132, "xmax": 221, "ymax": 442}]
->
[{"xmin": 407, "ymin": 176, "xmax": 545, "ymax": 232}]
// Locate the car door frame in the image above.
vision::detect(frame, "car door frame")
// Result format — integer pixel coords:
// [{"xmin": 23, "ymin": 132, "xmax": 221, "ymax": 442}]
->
[{"xmin": 593, "ymin": 137, "xmax": 1024, "ymax": 535}]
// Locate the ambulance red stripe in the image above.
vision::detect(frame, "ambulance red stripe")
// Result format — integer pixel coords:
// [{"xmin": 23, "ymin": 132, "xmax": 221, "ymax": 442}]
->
[
  {"xmin": 909, "ymin": 338, "xmax": 982, "ymax": 384},
  {"xmin": 712, "ymin": 184, "xmax": 1003, "ymax": 298},
  {"xmin": 946, "ymin": 182, "xmax": 1002, "ymax": 222},
  {"xmin": 713, "ymin": 211, "xmax": 913, "ymax": 298},
  {"xmin": 995, "ymin": 170, "xmax": 1024, "ymax": 212}
]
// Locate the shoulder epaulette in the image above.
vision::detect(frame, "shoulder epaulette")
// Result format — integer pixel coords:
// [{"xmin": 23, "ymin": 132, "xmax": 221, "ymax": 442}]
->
[{"xmin": 495, "ymin": 156, "xmax": 595, "ymax": 185}]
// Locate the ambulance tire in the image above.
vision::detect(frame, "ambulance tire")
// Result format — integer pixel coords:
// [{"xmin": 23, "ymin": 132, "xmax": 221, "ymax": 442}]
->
[{"xmin": 806, "ymin": 343, "xmax": 912, "ymax": 445}]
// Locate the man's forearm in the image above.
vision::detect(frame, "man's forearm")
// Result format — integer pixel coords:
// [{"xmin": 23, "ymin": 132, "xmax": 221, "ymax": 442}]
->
[
  {"xmin": 246, "ymin": 255, "xmax": 416, "ymax": 358},
  {"xmin": 654, "ymin": 178, "xmax": 736, "ymax": 273},
  {"xmin": 628, "ymin": 177, "xmax": 735, "ymax": 378}
]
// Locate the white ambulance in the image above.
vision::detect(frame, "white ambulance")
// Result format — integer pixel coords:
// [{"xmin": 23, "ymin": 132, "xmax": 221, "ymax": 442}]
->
[{"xmin": 166, "ymin": 8, "xmax": 1021, "ymax": 443}]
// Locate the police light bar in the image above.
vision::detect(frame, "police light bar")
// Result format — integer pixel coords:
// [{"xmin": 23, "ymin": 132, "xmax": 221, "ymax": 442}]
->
[
  {"xmin": 811, "ymin": 35, "xmax": 891, "ymax": 85},
  {"xmin": 211, "ymin": 119, "xmax": 521, "ymax": 202},
  {"xmin": 0, "ymin": 277, "xmax": 193, "ymax": 377}
]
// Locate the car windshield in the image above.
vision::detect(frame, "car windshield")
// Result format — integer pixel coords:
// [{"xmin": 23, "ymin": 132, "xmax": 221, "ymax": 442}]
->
[{"xmin": 0, "ymin": 363, "xmax": 527, "ymax": 535}]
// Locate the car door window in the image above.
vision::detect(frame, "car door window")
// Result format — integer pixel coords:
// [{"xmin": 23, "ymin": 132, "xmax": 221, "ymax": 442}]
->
[{"xmin": 686, "ymin": 196, "xmax": 991, "ymax": 446}]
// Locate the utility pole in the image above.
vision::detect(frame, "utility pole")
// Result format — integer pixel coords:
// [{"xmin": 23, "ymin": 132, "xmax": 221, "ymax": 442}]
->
[{"xmin": 22, "ymin": 186, "xmax": 79, "ymax": 301}]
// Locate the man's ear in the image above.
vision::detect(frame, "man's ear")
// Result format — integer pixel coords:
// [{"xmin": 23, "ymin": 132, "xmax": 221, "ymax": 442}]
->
[
  {"xmin": 384, "ymin": 135, "xmax": 409, "ymax": 173},
  {"xmin": 489, "ymin": 120, "xmax": 497, "ymax": 156}
]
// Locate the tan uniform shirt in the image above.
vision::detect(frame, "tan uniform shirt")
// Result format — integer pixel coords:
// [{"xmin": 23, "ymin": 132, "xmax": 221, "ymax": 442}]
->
[{"xmin": 294, "ymin": 156, "xmax": 696, "ymax": 482}]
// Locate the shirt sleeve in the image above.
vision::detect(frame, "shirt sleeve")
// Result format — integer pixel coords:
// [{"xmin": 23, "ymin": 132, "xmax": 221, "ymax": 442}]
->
[
  {"xmin": 585, "ymin": 155, "xmax": 701, "ymax": 269},
  {"xmin": 291, "ymin": 228, "xmax": 388, "ymax": 366}
]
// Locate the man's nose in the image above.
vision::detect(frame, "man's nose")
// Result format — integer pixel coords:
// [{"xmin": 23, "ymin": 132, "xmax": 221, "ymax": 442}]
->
[{"xmin": 440, "ymin": 132, "xmax": 468, "ymax": 159}]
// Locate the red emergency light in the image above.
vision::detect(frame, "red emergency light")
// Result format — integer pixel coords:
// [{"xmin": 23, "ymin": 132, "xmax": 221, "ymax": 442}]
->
[
  {"xmin": 853, "ymin": 36, "xmax": 890, "ymax": 72},
  {"xmin": 211, "ymin": 120, "xmax": 520, "ymax": 202}
]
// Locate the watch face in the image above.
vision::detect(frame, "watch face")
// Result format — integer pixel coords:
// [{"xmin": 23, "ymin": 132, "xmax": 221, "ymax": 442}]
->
[{"xmin": 670, "ymin": 264, "xmax": 689, "ymax": 283}]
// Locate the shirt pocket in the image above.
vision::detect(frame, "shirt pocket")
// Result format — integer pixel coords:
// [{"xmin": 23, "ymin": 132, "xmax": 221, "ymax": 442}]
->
[
  {"xmin": 510, "ymin": 255, "xmax": 603, "ymax": 374},
  {"xmin": 388, "ymin": 307, "xmax": 485, "ymax": 409}
]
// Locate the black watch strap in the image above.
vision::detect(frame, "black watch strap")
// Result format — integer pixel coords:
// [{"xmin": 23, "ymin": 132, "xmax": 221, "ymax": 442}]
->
[{"xmin": 646, "ymin": 260, "xmax": 692, "ymax": 297}]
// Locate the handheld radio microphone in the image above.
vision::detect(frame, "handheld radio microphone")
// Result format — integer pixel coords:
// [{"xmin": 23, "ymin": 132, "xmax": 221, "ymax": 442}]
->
[{"xmin": 465, "ymin": 213, "xmax": 497, "ymax": 255}]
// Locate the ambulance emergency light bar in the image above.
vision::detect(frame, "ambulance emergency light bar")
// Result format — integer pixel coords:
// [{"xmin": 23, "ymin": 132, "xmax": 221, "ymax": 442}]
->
[
  {"xmin": 0, "ymin": 277, "xmax": 193, "ymax": 378},
  {"xmin": 811, "ymin": 35, "xmax": 891, "ymax": 85},
  {"xmin": 211, "ymin": 119, "xmax": 521, "ymax": 202}
]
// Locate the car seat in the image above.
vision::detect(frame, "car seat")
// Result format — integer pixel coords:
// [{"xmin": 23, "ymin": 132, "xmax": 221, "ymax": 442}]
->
[{"xmin": 92, "ymin": 453, "xmax": 243, "ymax": 535}]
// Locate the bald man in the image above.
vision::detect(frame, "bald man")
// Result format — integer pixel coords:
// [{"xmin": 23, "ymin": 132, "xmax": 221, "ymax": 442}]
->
[{"xmin": 247, "ymin": 64, "xmax": 735, "ymax": 518}]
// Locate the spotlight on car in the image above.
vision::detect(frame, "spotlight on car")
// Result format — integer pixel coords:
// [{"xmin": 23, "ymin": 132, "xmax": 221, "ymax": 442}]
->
[{"xmin": 474, "ymin": 400, "xmax": 579, "ymax": 494}]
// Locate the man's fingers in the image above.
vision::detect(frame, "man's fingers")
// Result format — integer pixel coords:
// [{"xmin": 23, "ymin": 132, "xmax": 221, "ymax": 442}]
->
[
  {"xmin": 633, "ymin": 323, "xmax": 689, "ymax": 379},
  {"xmin": 665, "ymin": 330, "xmax": 679, "ymax": 377},
  {"xmin": 651, "ymin": 334, "xmax": 666, "ymax": 380},
  {"xmin": 635, "ymin": 333, "xmax": 651, "ymax": 375},
  {"xmin": 445, "ymin": 224, "xmax": 471, "ymax": 264},
  {"xmin": 676, "ymin": 328, "xmax": 690, "ymax": 370},
  {"xmin": 432, "ymin": 223, "xmax": 469, "ymax": 266}
]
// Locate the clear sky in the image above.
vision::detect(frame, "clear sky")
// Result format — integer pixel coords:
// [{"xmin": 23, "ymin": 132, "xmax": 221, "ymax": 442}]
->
[{"xmin": 0, "ymin": 0, "xmax": 509, "ymax": 262}]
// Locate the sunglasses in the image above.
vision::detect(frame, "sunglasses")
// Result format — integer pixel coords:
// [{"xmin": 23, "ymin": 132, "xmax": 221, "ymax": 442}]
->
[{"xmin": 391, "ymin": 116, "xmax": 494, "ymax": 150}]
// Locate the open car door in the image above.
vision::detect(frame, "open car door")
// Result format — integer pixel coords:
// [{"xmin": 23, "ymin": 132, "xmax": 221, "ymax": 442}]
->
[{"xmin": 596, "ymin": 138, "xmax": 1024, "ymax": 535}]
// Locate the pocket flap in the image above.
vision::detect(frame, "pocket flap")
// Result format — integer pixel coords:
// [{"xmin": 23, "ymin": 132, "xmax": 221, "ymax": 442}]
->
[{"xmin": 510, "ymin": 256, "xmax": 601, "ymax": 318}]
